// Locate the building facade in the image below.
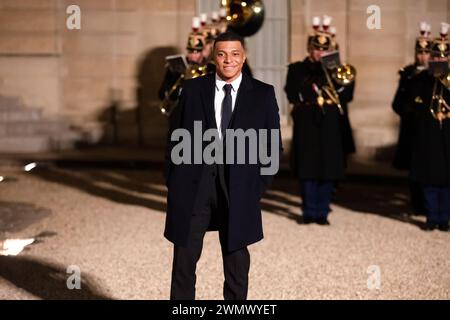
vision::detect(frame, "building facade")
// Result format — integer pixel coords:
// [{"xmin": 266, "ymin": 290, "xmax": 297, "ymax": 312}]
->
[{"xmin": 1, "ymin": 0, "xmax": 450, "ymax": 159}]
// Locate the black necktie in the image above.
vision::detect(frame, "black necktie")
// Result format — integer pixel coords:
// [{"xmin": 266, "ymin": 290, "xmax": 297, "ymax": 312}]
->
[{"xmin": 221, "ymin": 84, "xmax": 233, "ymax": 138}]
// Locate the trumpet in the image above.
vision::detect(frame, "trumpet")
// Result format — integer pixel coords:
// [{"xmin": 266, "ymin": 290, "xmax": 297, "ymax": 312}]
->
[
  {"xmin": 318, "ymin": 62, "xmax": 356, "ymax": 114},
  {"xmin": 160, "ymin": 64, "xmax": 211, "ymax": 116},
  {"xmin": 332, "ymin": 64, "xmax": 356, "ymax": 86}
]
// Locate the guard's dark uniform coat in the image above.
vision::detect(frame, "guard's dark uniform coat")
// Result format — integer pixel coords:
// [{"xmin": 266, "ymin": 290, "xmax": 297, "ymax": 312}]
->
[
  {"xmin": 407, "ymin": 70, "xmax": 450, "ymax": 186},
  {"xmin": 392, "ymin": 64, "xmax": 421, "ymax": 170}
]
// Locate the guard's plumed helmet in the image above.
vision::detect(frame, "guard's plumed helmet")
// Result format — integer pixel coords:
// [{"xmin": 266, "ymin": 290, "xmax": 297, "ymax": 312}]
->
[
  {"xmin": 415, "ymin": 21, "xmax": 432, "ymax": 54},
  {"xmin": 186, "ymin": 17, "xmax": 206, "ymax": 52},
  {"xmin": 431, "ymin": 22, "xmax": 450, "ymax": 58}
]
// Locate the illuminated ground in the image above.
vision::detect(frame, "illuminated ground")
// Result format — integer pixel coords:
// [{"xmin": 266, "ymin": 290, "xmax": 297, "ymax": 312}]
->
[{"xmin": 0, "ymin": 166, "xmax": 449, "ymax": 300}]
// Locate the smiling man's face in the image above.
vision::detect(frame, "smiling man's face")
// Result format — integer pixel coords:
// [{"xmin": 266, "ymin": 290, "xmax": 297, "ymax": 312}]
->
[{"xmin": 214, "ymin": 40, "xmax": 246, "ymax": 83}]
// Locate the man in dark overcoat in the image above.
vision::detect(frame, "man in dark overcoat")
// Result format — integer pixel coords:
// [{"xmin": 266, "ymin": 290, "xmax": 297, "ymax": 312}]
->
[{"xmin": 165, "ymin": 31, "xmax": 282, "ymax": 299}]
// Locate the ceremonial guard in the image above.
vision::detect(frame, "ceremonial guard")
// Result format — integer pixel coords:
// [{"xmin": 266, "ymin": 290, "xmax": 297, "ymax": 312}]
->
[
  {"xmin": 284, "ymin": 16, "xmax": 356, "ymax": 225},
  {"xmin": 158, "ymin": 17, "xmax": 214, "ymax": 116},
  {"xmin": 392, "ymin": 22, "xmax": 432, "ymax": 214},
  {"xmin": 406, "ymin": 23, "xmax": 450, "ymax": 231}
]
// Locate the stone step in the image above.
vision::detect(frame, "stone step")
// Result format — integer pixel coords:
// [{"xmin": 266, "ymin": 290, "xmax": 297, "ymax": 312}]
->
[
  {"xmin": 0, "ymin": 136, "xmax": 51, "ymax": 153},
  {"xmin": 0, "ymin": 94, "xmax": 83, "ymax": 153},
  {"xmin": 0, "ymin": 132, "xmax": 82, "ymax": 153},
  {"xmin": 50, "ymin": 131, "xmax": 83, "ymax": 150},
  {"xmin": 0, "ymin": 120, "xmax": 69, "ymax": 137},
  {"xmin": 0, "ymin": 95, "xmax": 25, "ymax": 110},
  {"xmin": 0, "ymin": 108, "xmax": 43, "ymax": 122}
]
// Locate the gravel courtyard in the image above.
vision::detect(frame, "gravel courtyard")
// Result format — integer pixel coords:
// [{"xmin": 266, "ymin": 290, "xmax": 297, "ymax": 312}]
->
[{"xmin": 0, "ymin": 166, "xmax": 449, "ymax": 300}]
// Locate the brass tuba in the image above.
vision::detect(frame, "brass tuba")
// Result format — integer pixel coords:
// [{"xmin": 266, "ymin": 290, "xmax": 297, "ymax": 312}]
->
[
  {"xmin": 222, "ymin": 0, "xmax": 265, "ymax": 37},
  {"xmin": 159, "ymin": 64, "xmax": 211, "ymax": 116}
]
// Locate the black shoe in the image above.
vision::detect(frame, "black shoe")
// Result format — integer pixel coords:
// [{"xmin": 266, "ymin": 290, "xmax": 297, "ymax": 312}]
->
[
  {"xmin": 423, "ymin": 222, "xmax": 437, "ymax": 231},
  {"xmin": 316, "ymin": 218, "xmax": 330, "ymax": 226},
  {"xmin": 438, "ymin": 223, "xmax": 449, "ymax": 232}
]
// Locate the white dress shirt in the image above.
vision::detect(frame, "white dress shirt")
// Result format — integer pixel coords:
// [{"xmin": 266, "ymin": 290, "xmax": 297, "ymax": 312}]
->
[{"xmin": 214, "ymin": 72, "xmax": 242, "ymax": 139}]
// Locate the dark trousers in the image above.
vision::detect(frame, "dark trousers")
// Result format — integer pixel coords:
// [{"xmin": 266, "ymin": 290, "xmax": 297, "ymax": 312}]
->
[
  {"xmin": 170, "ymin": 175, "xmax": 250, "ymax": 300},
  {"xmin": 301, "ymin": 180, "xmax": 334, "ymax": 220},
  {"xmin": 422, "ymin": 185, "xmax": 450, "ymax": 224}
]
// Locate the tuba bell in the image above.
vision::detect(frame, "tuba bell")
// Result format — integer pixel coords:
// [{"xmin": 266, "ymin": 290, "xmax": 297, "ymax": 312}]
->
[{"xmin": 221, "ymin": 0, "xmax": 265, "ymax": 37}]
